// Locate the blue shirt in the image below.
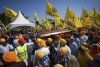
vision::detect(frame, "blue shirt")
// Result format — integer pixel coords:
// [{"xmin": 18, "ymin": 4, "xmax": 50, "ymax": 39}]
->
[
  {"xmin": 58, "ymin": 55, "xmax": 68, "ymax": 66},
  {"xmin": 74, "ymin": 38, "xmax": 80, "ymax": 48},
  {"xmin": 39, "ymin": 56, "xmax": 49, "ymax": 67}
]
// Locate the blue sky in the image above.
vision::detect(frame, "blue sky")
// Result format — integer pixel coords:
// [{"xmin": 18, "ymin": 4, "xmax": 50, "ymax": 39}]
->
[{"xmin": 0, "ymin": 0, "xmax": 100, "ymax": 22}]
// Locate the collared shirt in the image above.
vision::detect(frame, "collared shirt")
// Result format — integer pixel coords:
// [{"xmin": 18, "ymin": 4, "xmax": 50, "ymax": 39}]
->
[
  {"xmin": 69, "ymin": 41, "xmax": 78, "ymax": 56},
  {"xmin": 74, "ymin": 38, "xmax": 80, "ymax": 48}
]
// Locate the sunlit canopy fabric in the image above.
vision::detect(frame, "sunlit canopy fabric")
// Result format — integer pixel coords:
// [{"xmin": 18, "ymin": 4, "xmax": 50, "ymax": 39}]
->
[{"xmin": 8, "ymin": 11, "xmax": 34, "ymax": 29}]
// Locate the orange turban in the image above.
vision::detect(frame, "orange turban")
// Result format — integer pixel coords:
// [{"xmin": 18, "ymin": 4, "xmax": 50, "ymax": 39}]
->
[
  {"xmin": 78, "ymin": 31, "xmax": 84, "ymax": 36},
  {"xmin": 37, "ymin": 39, "xmax": 46, "ymax": 47},
  {"xmin": 14, "ymin": 36, "xmax": 19, "ymax": 39},
  {"xmin": 3, "ymin": 51, "xmax": 17, "ymax": 63},
  {"xmin": 24, "ymin": 36, "xmax": 28, "ymax": 39},
  {"xmin": 18, "ymin": 38, "xmax": 24, "ymax": 44}
]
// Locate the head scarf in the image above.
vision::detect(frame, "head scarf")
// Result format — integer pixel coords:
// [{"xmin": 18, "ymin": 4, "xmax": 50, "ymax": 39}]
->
[{"xmin": 18, "ymin": 38, "xmax": 24, "ymax": 44}]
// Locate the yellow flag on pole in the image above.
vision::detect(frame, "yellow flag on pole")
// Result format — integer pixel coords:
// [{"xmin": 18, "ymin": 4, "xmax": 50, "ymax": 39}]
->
[
  {"xmin": 64, "ymin": 7, "xmax": 76, "ymax": 30},
  {"xmin": 84, "ymin": 8, "xmax": 98, "ymax": 27},
  {"xmin": 73, "ymin": 14, "xmax": 83, "ymax": 28},
  {"xmin": 64, "ymin": 7, "xmax": 82, "ymax": 31},
  {"xmin": 89, "ymin": 8, "xmax": 98, "ymax": 20},
  {"xmin": 81, "ymin": 8, "xmax": 88, "ymax": 18},
  {"xmin": 80, "ymin": 8, "xmax": 89, "ymax": 27},
  {"xmin": 4, "ymin": 7, "xmax": 17, "ymax": 17},
  {"xmin": 34, "ymin": 11, "xmax": 39, "ymax": 21},
  {"xmin": 46, "ymin": 1, "xmax": 60, "ymax": 18}
]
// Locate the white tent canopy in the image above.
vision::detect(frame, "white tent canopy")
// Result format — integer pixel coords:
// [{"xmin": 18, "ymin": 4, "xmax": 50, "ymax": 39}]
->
[{"xmin": 8, "ymin": 11, "xmax": 34, "ymax": 29}]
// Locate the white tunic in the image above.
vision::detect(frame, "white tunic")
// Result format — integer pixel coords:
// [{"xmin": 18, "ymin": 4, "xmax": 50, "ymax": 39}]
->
[
  {"xmin": 0, "ymin": 44, "xmax": 14, "ymax": 54},
  {"xmin": 65, "ymin": 45, "xmax": 71, "ymax": 56}
]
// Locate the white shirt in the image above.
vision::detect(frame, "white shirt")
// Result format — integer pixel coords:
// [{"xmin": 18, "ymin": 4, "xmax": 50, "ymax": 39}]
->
[
  {"xmin": 34, "ymin": 47, "xmax": 50, "ymax": 57},
  {"xmin": 13, "ymin": 39, "xmax": 19, "ymax": 47},
  {"xmin": 65, "ymin": 45, "xmax": 71, "ymax": 56},
  {"xmin": 0, "ymin": 44, "xmax": 14, "ymax": 54}
]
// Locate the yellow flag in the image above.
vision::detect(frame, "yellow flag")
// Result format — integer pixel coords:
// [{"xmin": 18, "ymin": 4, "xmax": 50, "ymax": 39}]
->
[
  {"xmin": 0, "ymin": 20, "xmax": 7, "ymax": 31},
  {"xmin": 46, "ymin": 20, "xmax": 52, "ymax": 30},
  {"xmin": 34, "ymin": 12, "xmax": 39, "ymax": 21},
  {"xmin": 80, "ymin": 8, "xmax": 88, "ymax": 27},
  {"xmin": 64, "ymin": 7, "xmax": 74, "ymax": 22},
  {"xmin": 4, "ymin": 7, "xmax": 17, "ymax": 17},
  {"xmin": 62, "ymin": 22, "xmax": 67, "ymax": 29},
  {"xmin": 84, "ymin": 8, "xmax": 98, "ymax": 27},
  {"xmin": 89, "ymin": 8, "xmax": 98, "ymax": 20},
  {"xmin": 64, "ymin": 7, "xmax": 76, "ymax": 30},
  {"xmin": 96, "ymin": 14, "xmax": 100, "ymax": 21},
  {"xmin": 73, "ymin": 14, "xmax": 83, "ymax": 28},
  {"xmin": 95, "ymin": 20, "xmax": 100, "ymax": 28},
  {"xmin": 42, "ymin": 18, "xmax": 52, "ymax": 30},
  {"xmin": 46, "ymin": 1, "xmax": 60, "ymax": 18},
  {"xmin": 81, "ymin": 8, "xmax": 88, "ymax": 18},
  {"xmin": 55, "ymin": 17, "xmax": 62, "ymax": 27},
  {"xmin": 64, "ymin": 7, "xmax": 82, "ymax": 31},
  {"xmin": 84, "ymin": 17, "xmax": 92, "ymax": 27}
]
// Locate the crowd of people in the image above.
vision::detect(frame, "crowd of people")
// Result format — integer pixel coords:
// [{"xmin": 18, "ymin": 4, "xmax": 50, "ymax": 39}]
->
[{"xmin": 0, "ymin": 28, "xmax": 100, "ymax": 67}]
